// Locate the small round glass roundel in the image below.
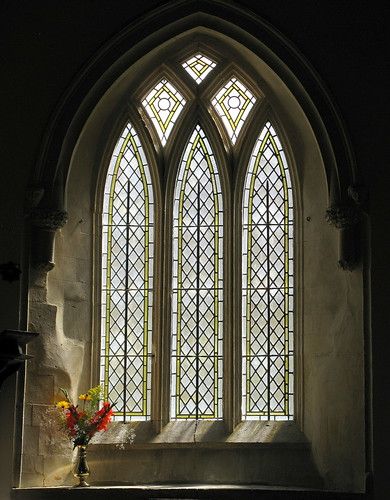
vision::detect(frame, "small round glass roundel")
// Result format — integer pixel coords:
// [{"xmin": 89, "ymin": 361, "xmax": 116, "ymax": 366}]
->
[
  {"xmin": 228, "ymin": 96, "xmax": 241, "ymax": 109},
  {"xmin": 158, "ymin": 98, "xmax": 170, "ymax": 110}
]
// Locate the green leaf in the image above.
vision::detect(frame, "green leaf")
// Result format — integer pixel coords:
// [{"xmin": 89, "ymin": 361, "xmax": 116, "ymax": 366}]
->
[{"xmin": 59, "ymin": 387, "xmax": 71, "ymax": 403}]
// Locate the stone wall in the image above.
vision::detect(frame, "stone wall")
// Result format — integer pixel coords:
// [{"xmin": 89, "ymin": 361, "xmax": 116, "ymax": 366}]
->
[{"xmin": 19, "ymin": 25, "xmax": 366, "ymax": 492}]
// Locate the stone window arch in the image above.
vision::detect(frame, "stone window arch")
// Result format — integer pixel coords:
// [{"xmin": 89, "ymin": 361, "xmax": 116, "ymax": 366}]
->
[
  {"xmin": 97, "ymin": 44, "xmax": 297, "ymax": 428},
  {"xmin": 23, "ymin": 5, "xmax": 365, "ymax": 492}
]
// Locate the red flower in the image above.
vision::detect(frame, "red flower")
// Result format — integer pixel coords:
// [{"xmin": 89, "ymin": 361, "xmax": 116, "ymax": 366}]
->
[
  {"xmin": 65, "ymin": 410, "xmax": 77, "ymax": 436},
  {"xmin": 55, "ymin": 389, "xmax": 114, "ymax": 446},
  {"xmin": 90, "ymin": 402, "xmax": 113, "ymax": 432}
]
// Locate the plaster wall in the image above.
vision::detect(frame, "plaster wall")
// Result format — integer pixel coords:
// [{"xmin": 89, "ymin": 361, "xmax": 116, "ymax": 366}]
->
[{"xmin": 302, "ymin": 170, "xmax": 365, "ymax": 491}]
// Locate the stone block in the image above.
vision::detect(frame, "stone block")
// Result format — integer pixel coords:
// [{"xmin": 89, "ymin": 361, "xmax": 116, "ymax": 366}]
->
[
  {"xmin": 43, "ymin": 454, "xmax": 73, "ymax": 486},
  {"xmin": 55, "ymin": 229, "xmax": 91, "ymax": 259},
  {"xmin": 63, "ymin": 301, "xmax": 91, "ymax": 341},
  {"xmin": 25, "ymin": 374, "xmax": 55, "ymax": 405},
  {"xmin": 22, "ymin": 454, "xmax": 44, "ymax": 474},
  {"xmin": 38, "ymin": 427, "xmax": 71, "ymax": 456},
  {"xmin": 32, "ymin": 404, "xmax": 52, "ymax": 427},
  {"xmin": 20, "ymin": 472, "xmax": 44, "ymax": 488},
  {"xmin": 23, "ymin": 425, "xmax": 40, "ymax": 456},
  {"xmin": 29, "ymin": 286, "xmax": 48, "ymax": 303},
  {"xmin": 24, "ymin": 403, "xmax": 33, "ymax": 426},
  {"xmin": 63, "ymin": 280, "xmax": 88, "ymax": 302},
  {"xmin": 86, "ymin": 445, "xmax": 322, "ymax": 488},
  {"xmin": 51, "ymin": 255, "xmax": 90, "ymax": 284},
  {"xmin": 28, "ymin": 303, "xmax": 57, "ymax": 338},
  {"xmin": 29, "ymin": 267, "xmax": 48, "ymax": 291}
]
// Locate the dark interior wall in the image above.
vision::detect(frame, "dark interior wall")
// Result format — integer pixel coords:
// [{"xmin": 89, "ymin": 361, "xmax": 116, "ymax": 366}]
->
[
  {"xmin": 1, "ymin": 1, "xmax": 389, "ymax": 497},
  {"xmin": 2, "ymin": 1, "xmax": 388, "ymax": 188}
]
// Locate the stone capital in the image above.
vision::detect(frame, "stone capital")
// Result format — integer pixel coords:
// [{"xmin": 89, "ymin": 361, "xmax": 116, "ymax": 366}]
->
[
  {"xmin": 325, "ymin": 204, "xmax": 360, "ymax": 229},
  {"xmin": 30, "ymin": 208, "xmax": 68, "ymax": 230}
]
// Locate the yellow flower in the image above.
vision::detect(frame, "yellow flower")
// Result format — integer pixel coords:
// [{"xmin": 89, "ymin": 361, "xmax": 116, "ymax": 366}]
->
[
  {"xmin": 56, "ymin": 400, "xmax": 70, "ymax": 410},
  {"xmin": 79, "ymin": 394, "xmax": 92, "ymax": 401}
]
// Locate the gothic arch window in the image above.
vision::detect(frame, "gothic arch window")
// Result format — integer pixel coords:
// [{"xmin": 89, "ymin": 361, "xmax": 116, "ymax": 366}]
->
[
  {"xmin": 100, "ymin": 123, "xmax": 154, "ymax": 421},
  {"xmin": 242, "ymin": 122, "xmax": 294, "ymax": 420},
  {"xmin": 100, "ymin": 44, "xmax": 295, "ymax": 425},
  {"xmin": 24, "ymin": 13, "xmax": 366, "ymax": 491},
  {"xmin": 171, "ymin": 125, "xmax": 223, "ymax": 420}
]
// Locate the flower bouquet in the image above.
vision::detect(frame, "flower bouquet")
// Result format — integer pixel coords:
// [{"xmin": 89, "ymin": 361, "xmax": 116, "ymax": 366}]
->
[
  {"xmin": 55, "ymin": 385, "xmax": 113, "ymax": 486},
  {"xmin": 56, "ymin": 385, "xmax": 113, "ymax": 447}
]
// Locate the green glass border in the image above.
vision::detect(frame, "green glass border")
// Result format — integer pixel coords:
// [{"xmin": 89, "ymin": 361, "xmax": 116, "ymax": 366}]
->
[
  {"xmin": 102, "ymin": 125, "xmax": 153, "ymax": 419},
  {"xmin": 243, "ymin": 123, "xmax": 293, "ymax": 419},
  {"xmin": 173, "ymin": 126, "xmax": 222, "ymax": 419}
]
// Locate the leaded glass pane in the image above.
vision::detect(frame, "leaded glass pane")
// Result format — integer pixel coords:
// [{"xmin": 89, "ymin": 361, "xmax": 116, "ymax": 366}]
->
[
  {"xmin": 242, "ymin": 122, "xmax": 294, "ymax": 420},
  {"xmin": 182, "ymin": 53, "xmax": 216, "ymax": 84},
  {"xmin": 171, "ymin": 125, "xmax": 223, "ymax": 420},
  {"xmin": 142, "ymin": 79, "xmax": 186, "ymax": 146},
  {"xmin": 211, "ymin": 77, "xmax": 256, "ymax": 144},
  {"xmin": 101, "ymin": 122, "xmax": 154, "ymax": 421}
]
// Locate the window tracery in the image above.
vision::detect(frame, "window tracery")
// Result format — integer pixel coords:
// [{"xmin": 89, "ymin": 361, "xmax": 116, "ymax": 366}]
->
[
  {"xmin": 182, "ymin": 53, "xmax": 216, "ymax": 84},
  {"xmin": 211, "ymin": 77, "xmax": 256, "ymax": 144},
  {"xmin": 142, "ymin": 79, "xmax": 186, "ymax": 146},
  {"xmin": 101, "ymin": 48, "xmax": 295, "ymax": 425}
]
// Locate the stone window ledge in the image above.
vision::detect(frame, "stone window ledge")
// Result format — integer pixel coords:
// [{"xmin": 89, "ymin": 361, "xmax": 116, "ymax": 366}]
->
[
  {"xmin": 11, "ymin": 485, "xmax": 365, "ymax": 500},
  {"xmin": 90, "ymin": 420, "xmax": 308, "ymax": 448}
]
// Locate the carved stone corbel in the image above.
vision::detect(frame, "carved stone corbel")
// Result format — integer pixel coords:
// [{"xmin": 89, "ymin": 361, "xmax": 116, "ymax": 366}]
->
[
  {"xmin": 326, "ymin": 197, "xmax": 362, "ymax": 271},
  {"xmin": 29, "ymin": 208, "xmax": 68, "ymax": 271},
  {"xmin": 325, "ymin": 204, "xmax": 360, "ymax": 230},
  {"xmin": 30, "ymin": 208, "xmax": 68, "ymax": 230}
]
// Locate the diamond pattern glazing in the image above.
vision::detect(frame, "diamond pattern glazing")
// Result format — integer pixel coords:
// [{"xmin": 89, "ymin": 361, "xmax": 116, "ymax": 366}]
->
[
  {"xmin": 101, "ymin": 122, "xmax": 154, "ymax": 421},
  {"xmin": 171, "ymin": 125, "xmax": 223, "ymax": 419},
  {"xmin": 242, "ymin": 122, "xmax": 294, "ymax": 420}
]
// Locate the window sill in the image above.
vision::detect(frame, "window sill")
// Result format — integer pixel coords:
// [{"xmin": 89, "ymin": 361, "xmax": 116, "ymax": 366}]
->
[
  {"xmin": 90, "ymin": 420, "xmax": 308, "ymax": 449},
  {"xmin": 12, "ymin": 485, "xmax": 365, "ymax": 500},
  {"xmin": 82, "ymin": 420, "xmax": 321, "ymax": 487},
  {"xmin": 18, "ymin": 421, "xmax": 320, "ymax": 490}
]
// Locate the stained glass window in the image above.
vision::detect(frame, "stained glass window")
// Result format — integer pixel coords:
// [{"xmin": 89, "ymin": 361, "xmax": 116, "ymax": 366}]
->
[
  {"xmin": 211, "ymin": 77, "xmax": 256, "ymax": 144},
  {"xmin": 171, "ymin": 125, "xmax": 223, "ymax": 420},
  {"xmin": 100, "ymin": 53, "xmax": 297, "ymax": 427},
  {"xmin": 242, "ymin": 122, "xmax": 294, "ymax": 420},
  {"xmin": 182, "ymin": 53, "xmax": 216, "ymax": 84},
  {"xmin": 142, "ymin": 79, "xmax": 186, "ymax": 146},
  {"xmin": 101, "ymin": 122, "xmax": 154, "ymax": 422}
]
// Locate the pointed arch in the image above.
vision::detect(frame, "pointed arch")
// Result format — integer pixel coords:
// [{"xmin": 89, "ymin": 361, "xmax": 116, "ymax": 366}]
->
[
  {"xmin": 171, "ymin": 124, "xmax": 223, "ymax": 419},
  {"xmin": 32, "ymin": 4, "xmax": 356, "ymax": 210},
  {"xmin": 242, "ymin": 121, "xmax": 294, "ymax": 420},
  {"xmin": 22, "ymin": 7, "xmax": 366, "ymax": 490},
  {"xmin": 100, "ymin": 121, "xmax": 154, "ymax": 421}
]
